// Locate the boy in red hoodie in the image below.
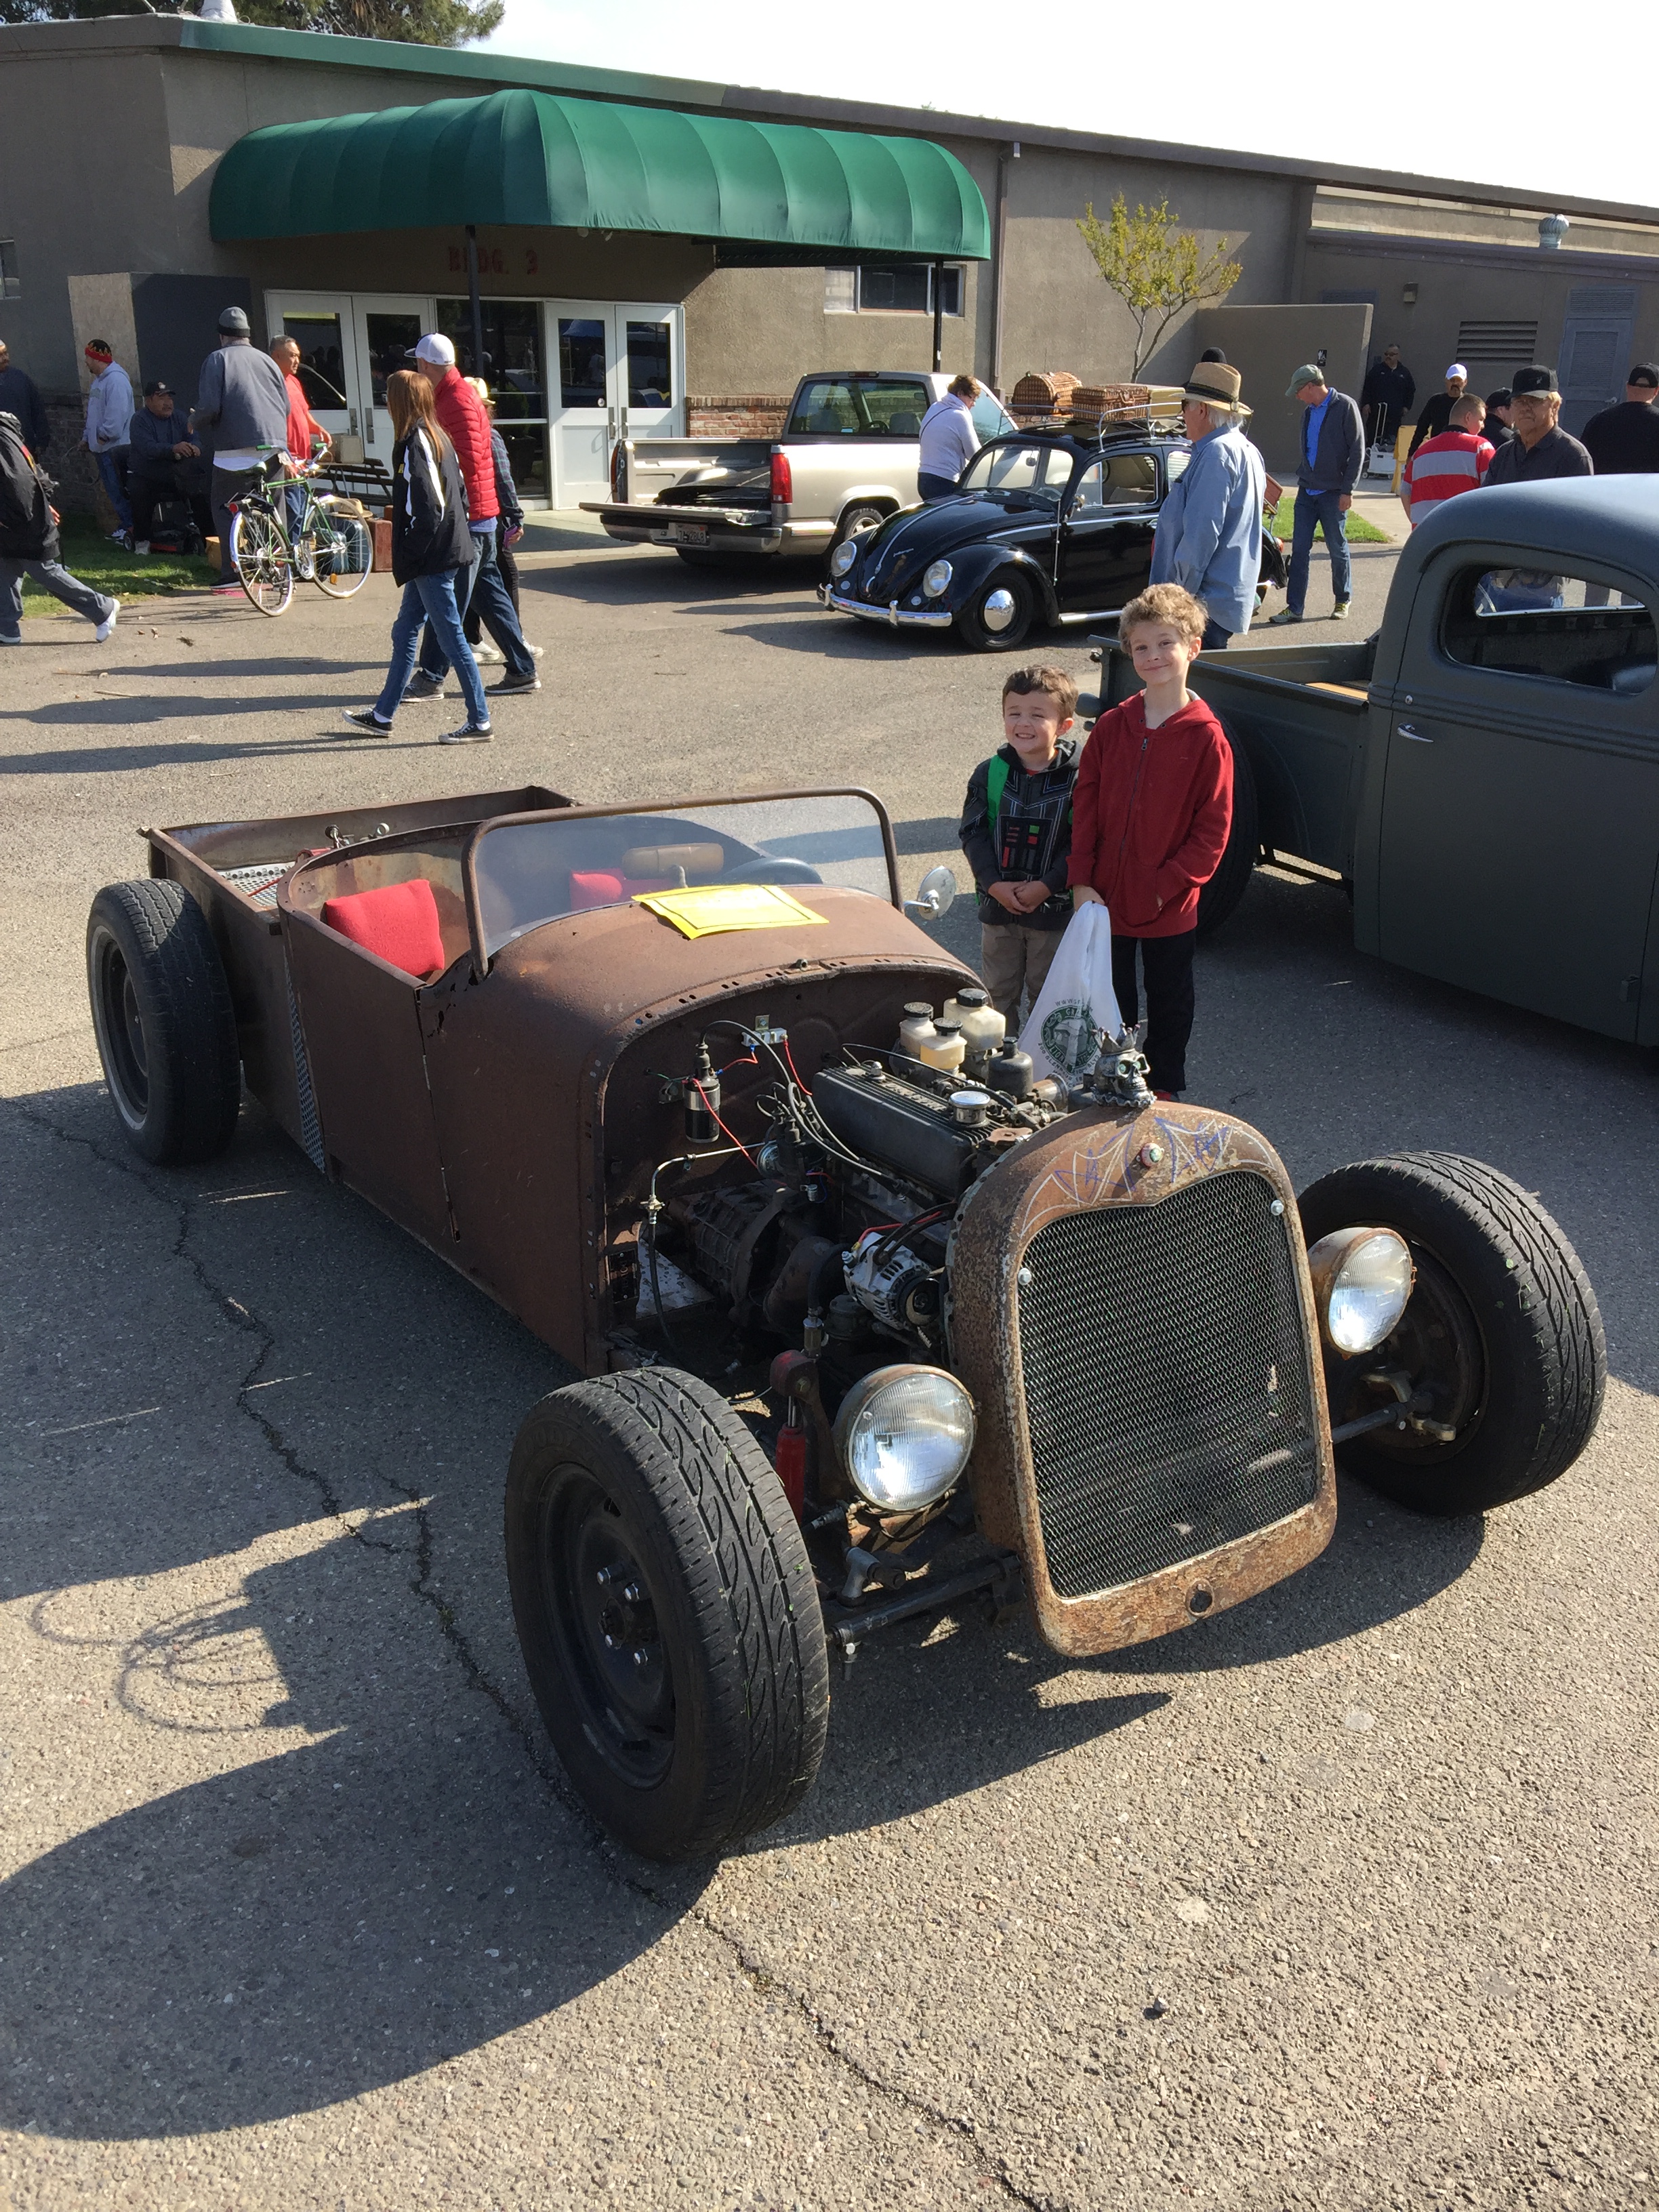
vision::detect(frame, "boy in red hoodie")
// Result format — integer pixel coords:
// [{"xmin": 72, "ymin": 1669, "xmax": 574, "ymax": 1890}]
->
[{"xmin": 1069, "ymin": 583, "xmax": 1233, "ymax": 1099}]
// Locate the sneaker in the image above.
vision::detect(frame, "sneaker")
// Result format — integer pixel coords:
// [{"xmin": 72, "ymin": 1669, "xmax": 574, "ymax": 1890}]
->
[
  {"xmin": 1267, "ymin": 607, "xmax": 1303, "ymax": 626},
  {"xmin": 94, "ymin": 600, "xmax": 120, "ymax": 643},
  {"xmin": 108, "ymin": 529, "xmax": 132, "ymax": 548},
  {"xmin": 527, "ymin": 643, "xmax": 546, "ymax": 658},
  {"xmin": 401, "ymin": 671, "xmax": 445, "ymax": 702},
  {"xmin": 342, "ymin": 706, "xmax": 394, "ymax": 736},
  {"xmin": 0, "ymin": 632, "xmax": 20, "ymax": 648},
  {"xmin": 471, "ymin": 640, "xmax": 506, "ymax": 663},
  {"xmin": 1154, "ymin": 1089, "xmax": 1181, "ymax": 1102},
  {"xmin": 1332, "ymin": 600, "xmax": 1351, "ymax": 620},
  {"xmin": 487, "ymin": 670, "xmax": 541, "ymax": 695},
  {"xmin": 439, "ymin": 720, "xmax": 493, "ymax": 745}
]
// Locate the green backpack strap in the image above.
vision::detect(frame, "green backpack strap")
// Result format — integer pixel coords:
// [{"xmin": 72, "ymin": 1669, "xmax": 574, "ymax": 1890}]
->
[{"xmin": 987, "ymin": 755, "xmax": 1008, "ymax": 821}]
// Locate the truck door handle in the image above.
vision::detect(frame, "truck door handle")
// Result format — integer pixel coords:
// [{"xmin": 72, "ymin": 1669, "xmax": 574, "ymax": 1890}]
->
[{"xmin": 1398, "ymin": 723, "xmax": 1433, "ymax": 741}]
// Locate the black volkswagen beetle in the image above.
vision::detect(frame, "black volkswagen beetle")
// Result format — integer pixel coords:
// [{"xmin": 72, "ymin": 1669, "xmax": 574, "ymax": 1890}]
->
[{"xmin": 818, "ymin": 424, "xmax": 1191, "ymax": 651}]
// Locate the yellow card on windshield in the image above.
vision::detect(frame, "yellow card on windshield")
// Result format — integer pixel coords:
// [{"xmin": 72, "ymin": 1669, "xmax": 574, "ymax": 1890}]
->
[{"xmin": 633, "ymin": 883, "xmax": 828, "ymax": 939}]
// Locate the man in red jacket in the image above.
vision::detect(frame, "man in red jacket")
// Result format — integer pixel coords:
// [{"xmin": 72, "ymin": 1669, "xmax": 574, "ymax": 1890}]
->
[
  {"xmin": 402, "ymin": 333, "xmax": 539, "ymax": 701},
  {"xmin": 1069, "ymin": 583, "xmax": 1233, "ymax": 1099}
]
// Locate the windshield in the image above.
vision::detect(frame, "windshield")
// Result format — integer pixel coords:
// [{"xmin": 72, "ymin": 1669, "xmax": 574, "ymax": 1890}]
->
[
  {"xmin": 787, "ymin": 379, "xmax": 933, "ymax": 437},
  {"xmin": 971, "ymin": 391, "xmax": 1017, "ymax": 438},
  {"xmin": 471, "ymin": 792, "xmax": 897, "ymax": 958},
  {"xmin": 958, "ymin": 440, "xmax": 1078, "ymax": 506}
]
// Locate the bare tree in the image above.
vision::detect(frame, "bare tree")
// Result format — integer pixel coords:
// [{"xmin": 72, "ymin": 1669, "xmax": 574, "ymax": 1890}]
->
[{"xmin": 1076, "ymin": 197, "xmax": 1243, "ymax": 378}]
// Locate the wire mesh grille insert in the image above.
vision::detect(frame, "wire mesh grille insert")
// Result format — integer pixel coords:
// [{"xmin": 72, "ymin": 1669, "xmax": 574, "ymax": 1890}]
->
[{"xmin": 1019, "ymin": 1170, "xmax": 1318, "ymax": 1599}]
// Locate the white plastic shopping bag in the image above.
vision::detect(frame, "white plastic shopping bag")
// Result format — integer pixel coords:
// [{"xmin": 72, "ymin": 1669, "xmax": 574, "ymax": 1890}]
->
[{"xmin": 1018, "ymin": 903, "xmax": 1123, "ymax": 1084}]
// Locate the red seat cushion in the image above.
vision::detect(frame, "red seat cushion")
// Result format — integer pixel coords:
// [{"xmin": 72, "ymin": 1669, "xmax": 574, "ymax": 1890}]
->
[
  {"xmin": 569, "ymin": 871, "xmax": 678, "ymax": 912},
  {"xmin": 322, "ymin": 878, "xmax": 446, "ymax": 979}
]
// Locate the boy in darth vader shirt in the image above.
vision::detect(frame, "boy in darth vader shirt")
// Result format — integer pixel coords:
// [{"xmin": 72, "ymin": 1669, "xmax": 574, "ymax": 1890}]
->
[{"xmin": 958, "ymin": 665, "xmax": 1081, "ymax": 1026}]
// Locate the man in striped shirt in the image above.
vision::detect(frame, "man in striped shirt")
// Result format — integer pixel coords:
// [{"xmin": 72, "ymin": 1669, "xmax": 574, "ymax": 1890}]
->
[{"xmin": 1399, "ymin": 396, "xmax": 1494, "ymax": 527}]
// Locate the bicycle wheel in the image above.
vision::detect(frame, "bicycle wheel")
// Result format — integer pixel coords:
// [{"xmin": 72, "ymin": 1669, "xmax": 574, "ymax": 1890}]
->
[
  {"xmin": 228, "ymin": 500, "xmax": 294, "ymax": 617},
  {"xmin": 310, "ymin": 497, "xmax": 374, "ymax": 600}
]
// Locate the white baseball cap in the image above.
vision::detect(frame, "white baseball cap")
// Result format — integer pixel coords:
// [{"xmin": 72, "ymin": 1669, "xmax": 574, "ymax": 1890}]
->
[
  {"xmin": 408, "ymin": 332, "xmax": 456, "ymax": 367},
  {"xmin": 1444, "ymin": 362, "xmax": 1469, "ymax": 380}
]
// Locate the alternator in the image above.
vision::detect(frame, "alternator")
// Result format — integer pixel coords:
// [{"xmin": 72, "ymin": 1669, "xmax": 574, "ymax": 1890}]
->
[{"xmin": 845, "ymin": 1227, "xmax": 940, "ymax": 1334}]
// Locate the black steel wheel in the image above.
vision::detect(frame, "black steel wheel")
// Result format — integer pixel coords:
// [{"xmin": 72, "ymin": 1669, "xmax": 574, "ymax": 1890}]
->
[
  {"xmin": 505, "ymin": 1368, "xmax": 830, "ymax": 1860},
  {"xmin": 1298, "ymin": 1152, "xmax": 1605, "ymax": 1515},
  {"xmin": 955, "ymin": 569, "xmax": 1034, "ymax": 651},
  {"xmin": 228, "ymin": 499, "xmax": 293, "ymax": 616},
  {"xmin": 1195, "ymin": 720, "xmax": 1261, "ymax": 939},
  {"xmin": 85, "ymin": 880, "xmax": 241, "ymax": 1164}
]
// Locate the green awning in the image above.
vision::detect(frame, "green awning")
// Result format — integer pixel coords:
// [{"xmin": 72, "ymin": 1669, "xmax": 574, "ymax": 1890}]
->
[{"xmin": 209, "ymin": 87, "xmax": 989, "ymax": 261}]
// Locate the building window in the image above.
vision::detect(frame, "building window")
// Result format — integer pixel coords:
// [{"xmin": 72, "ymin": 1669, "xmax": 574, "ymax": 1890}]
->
[
  {"xmin": 1454, "ymin": 319, "xmax": 1539, "ymax": 367},
  {"xmin": 823, "ymin": 264, "xmax": 963, "ymax": 316},
  {"xmin": 0, "ymin": 239, "xmax": 18, "ymax": 300}
]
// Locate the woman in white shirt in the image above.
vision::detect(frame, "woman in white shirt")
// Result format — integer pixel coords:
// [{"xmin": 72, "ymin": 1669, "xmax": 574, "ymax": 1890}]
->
[{"xmin": 917, "ymin": 375, "xmax": 983, "ymax": 501}]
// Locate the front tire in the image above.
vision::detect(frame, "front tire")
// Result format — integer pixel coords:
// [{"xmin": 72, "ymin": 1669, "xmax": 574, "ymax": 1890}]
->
[
  {"xmin": 311, "ymin": 497, "xmax": 373, "ymax": 599},
  {"xmin": 1298, "ymin": 1152, "xmax": 1605, "ymax": 1515},
  {"xmin": 86, "ymin": 880, "xmax": 241, "ymax": 1164},
  {"xmin": 505, "ymin": 1368, "xmax": 830, "ymax": 1860},
  {"xmin": 1195, "ymin": 720, "xmax": 1260, "ymax": 939},
  {"xmin": 956, "ymin": 570, "xmax": 1034, "ymax": 651}
]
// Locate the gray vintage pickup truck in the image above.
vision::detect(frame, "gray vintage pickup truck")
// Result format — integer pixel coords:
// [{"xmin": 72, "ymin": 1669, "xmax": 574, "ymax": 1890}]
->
[
  {"xmin": 1090, "ymin": 477, "xmax": 1659, "ymax": 1044},
  {"xmin": 581, "ymin": 370, "xmax": 1013, "ymax": 567}
]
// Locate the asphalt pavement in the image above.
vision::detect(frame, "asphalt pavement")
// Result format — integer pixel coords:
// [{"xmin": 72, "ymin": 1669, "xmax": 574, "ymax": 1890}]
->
[{"xmin": 2, "ymin": 514, "xmax": 1656, "ymax": 2212}]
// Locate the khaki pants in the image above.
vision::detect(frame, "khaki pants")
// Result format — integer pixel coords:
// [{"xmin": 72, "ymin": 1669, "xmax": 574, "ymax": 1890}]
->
[{"xmin": 980, "ymin": 922, "xmax": 1064, "ymax": 1027}]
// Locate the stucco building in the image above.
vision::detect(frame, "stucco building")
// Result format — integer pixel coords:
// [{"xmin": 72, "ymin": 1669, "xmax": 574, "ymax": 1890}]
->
[{"xmin": 3, "ymin": 14, "xmax": 1658, "ymax": 505}]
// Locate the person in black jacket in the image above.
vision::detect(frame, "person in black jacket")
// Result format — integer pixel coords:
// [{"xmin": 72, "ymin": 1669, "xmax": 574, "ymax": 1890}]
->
[
  {"xmin": 1361, "ymin": 344, "xmax": 1415, "ymax": 447},
  {"xmin": 127, "ymin": 382, "xmax": 213, "ymax": 552},
  {"xmin": 1581, "ymin": 364, "xmax": 1659, "ymax": 475},
  {"xmin": 0, "ymin": 410, "xmax": 119, "ymax": 646},
  {"xmin": 1406, "ymin": 364, "xmax": 1469, "ymax": 459},
  {"xmin": 0, "ymin": 342, "xmax": 49, "ymax": 455},
  {"xmin": 342, "ymin": 370, "xmax": 491, "ymax": 744},
  {"xmin": 1482, "ymin": 390, "xmax": 1517, "ymax": 453}
]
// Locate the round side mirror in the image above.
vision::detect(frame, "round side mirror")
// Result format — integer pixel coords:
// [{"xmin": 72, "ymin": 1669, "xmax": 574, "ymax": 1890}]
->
[{"xmin": 903, "ymin": 864, "xmax": 958, "ymax": 925}]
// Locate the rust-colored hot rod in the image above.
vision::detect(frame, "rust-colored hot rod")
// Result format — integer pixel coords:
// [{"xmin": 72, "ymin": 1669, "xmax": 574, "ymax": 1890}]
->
[{"xmin": 87, "ymin": 783, "xmax": 1604, "ymax": 1858}]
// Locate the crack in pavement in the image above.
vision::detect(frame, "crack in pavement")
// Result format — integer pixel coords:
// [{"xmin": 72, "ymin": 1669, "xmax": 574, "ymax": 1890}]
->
[{"xmin": 5, "ymin": 1091, "xmax": 1047, "ymax": 2209}]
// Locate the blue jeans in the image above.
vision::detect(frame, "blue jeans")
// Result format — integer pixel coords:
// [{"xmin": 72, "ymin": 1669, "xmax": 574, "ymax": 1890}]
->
[
  {"xmin": 95, "ymin": 449, "xmax": 132, "ymax": 533},
  {"xmin": 418, "ymin": 529, "xmax": 533, "ymax": 682},
  {"xmin": 1200, "ymin": 617, "xmax": 1231, "ymax": 650},
  {"xmin": 917, "ymin": 470, "xmax": 959, "ymax": 501},
  {"xmin": 1286, "ymin": 489, "xmax": 1351, "ymax": 614},
  {"xmin": 375, "ymin": 570, "xmax": 489, "ymax": 727}
]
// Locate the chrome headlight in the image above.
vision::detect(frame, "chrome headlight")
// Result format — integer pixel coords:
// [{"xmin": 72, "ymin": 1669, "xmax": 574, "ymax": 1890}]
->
[
  {"xmin": 830, "ymin": 536, "xmax": 861, "ymax": 578},
  {"xmin": 922, "ymin": 558, "xmax": 954, "ymax": 598},
  {"xmin": 1307, "ymin": 1227, "xmax": 1415, "ymax": 1354},
  {"xmin": 832, "ymin": 1364, "xmax": 975, "ymax": 1512}
]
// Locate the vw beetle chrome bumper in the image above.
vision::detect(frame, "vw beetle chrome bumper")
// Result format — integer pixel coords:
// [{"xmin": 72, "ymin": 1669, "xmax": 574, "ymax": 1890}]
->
[{"xmin": 819, "ymin": 583, "xmax": 955, "ymax": 629}]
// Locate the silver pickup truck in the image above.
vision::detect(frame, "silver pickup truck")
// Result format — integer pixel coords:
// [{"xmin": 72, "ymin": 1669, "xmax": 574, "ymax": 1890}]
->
[{"xmin": 579, "ymin": 371, "xmax": 1015, "ymax": 566}]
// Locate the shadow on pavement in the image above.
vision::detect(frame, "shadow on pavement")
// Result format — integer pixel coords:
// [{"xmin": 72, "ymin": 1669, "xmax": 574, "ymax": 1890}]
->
[{"xmin": 0, "ymin": 1525, "xmax": 680, "ymax": 2139}]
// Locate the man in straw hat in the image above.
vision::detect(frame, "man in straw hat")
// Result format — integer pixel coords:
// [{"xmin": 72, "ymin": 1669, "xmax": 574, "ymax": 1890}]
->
[
  {"xmin": 1148, "ymin": 357, "xmax": 1266, "ymax": 649},
  {"xmin": 1269, "ymin": 363, "xmax": 1364, "ymax": 626}
]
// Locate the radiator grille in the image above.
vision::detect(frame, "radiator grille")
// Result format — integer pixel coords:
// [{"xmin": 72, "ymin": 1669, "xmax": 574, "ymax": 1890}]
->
[{"xmin": 1018, "ymin": 1171, "xmax": 1318, "ymax": 1599}]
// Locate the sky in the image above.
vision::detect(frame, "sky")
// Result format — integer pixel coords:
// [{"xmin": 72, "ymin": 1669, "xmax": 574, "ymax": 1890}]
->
[{"xmin": 482, "ymin": 0, "xmax": 1659, "ymax": 218}]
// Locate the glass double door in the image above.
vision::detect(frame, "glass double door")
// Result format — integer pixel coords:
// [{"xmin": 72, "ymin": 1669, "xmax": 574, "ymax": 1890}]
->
[
  {"xmin": 265, "ymin": 292, "xmax": 434, "ymax": 463},
  {"xmin": 550, "ymin": 301, "xmax": 682, "ymax": 507}
]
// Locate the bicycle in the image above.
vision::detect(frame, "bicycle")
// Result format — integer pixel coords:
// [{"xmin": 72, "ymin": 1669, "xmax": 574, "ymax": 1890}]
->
[{"xmin": 226, "ymin": 445, "xmax": 375, "ymax": 617}]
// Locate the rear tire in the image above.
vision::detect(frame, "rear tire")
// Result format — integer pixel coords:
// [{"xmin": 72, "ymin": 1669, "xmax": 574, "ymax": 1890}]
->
[
  {"xmin": 1298, "ymin": 1151, "xmax": 1605, "ymax": 1515},
  {"xmin": 505, "ymin": 1368, "xmax": 830, "ymax": 1860},
  {"xmin": 1195, "ymin": 720, "xmax": 1261, "ymax": 939},
  {"xmin": 311, "ymin": 497, "xmax": 373, "ymax": 599},
  {"xmin": 956, "ymin": 570, "xmax": 1034, "ymax": 651},
  {"xmin": 228, "ymin": 499, "xmax": 293, "ymax": 617},
  {"xmin": 86, "ymin": 880, "xmax": 241, "ymax": 1165},
  {"xmin": 827, "ymin": 502, "xmax": 887, "ymax": 565}
]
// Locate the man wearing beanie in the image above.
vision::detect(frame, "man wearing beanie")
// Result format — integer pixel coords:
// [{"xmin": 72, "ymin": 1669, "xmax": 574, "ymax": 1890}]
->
[
  {"xmin": 190, "ymin": 306, "xmax": 291, "ymax": 588},
  {"xmin": 80, "ymin": 340, "xmax": 134, "ymax": 543},
  {"xmin": 1149, "ymin": 357, "xmax": 1265, "ymax": 649}
]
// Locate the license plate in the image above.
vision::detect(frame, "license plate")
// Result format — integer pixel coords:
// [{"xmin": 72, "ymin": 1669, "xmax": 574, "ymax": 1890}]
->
[{"xmin": 668, "ymin": 522, "xmax": 708, "ymax": 545}]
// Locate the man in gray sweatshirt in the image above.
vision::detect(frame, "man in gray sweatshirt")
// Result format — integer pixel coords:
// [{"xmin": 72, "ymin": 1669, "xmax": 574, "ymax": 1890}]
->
[{"xmin": 191, "ymin": 306, "xmax": 291, "ymax": 586}]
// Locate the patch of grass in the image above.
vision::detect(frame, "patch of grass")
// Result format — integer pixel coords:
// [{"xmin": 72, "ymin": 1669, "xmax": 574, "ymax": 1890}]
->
[
  {"xmin": 22, "ymin": 514, "xmax": 217, "ymax": 603},
  {"xmin": 1269, "ymin": 494, "xmax": 1390, "ymax": 546}
]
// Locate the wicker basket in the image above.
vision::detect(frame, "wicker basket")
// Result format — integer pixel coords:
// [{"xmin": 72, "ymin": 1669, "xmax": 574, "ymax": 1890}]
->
[
  {"xmin": 1067, "ymin": 382, "xmax": 1149, "ymax": 423},
  {"xmin": 1009, "ymin": 369, "xmax": 1080, "ymax": 419}
]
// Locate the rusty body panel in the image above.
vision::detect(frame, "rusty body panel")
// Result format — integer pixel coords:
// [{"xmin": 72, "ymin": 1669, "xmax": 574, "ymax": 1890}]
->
[
  {"xmin": 144, "ymin": 787, "xmax": 568, "ymax": 1155},
  {"xmin": 949, "ymin": 1101, "xmax": 1336, "ymax": 1658}
]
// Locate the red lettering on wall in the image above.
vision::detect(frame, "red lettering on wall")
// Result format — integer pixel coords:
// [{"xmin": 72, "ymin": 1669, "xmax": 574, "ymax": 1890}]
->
[
  {"xmin": 448, "ymin": 245, "xmax": 464, "ymax": 272},
  {"xmin": 525, "ymin": 248, "xmax": 539, "ymax": 275}
]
